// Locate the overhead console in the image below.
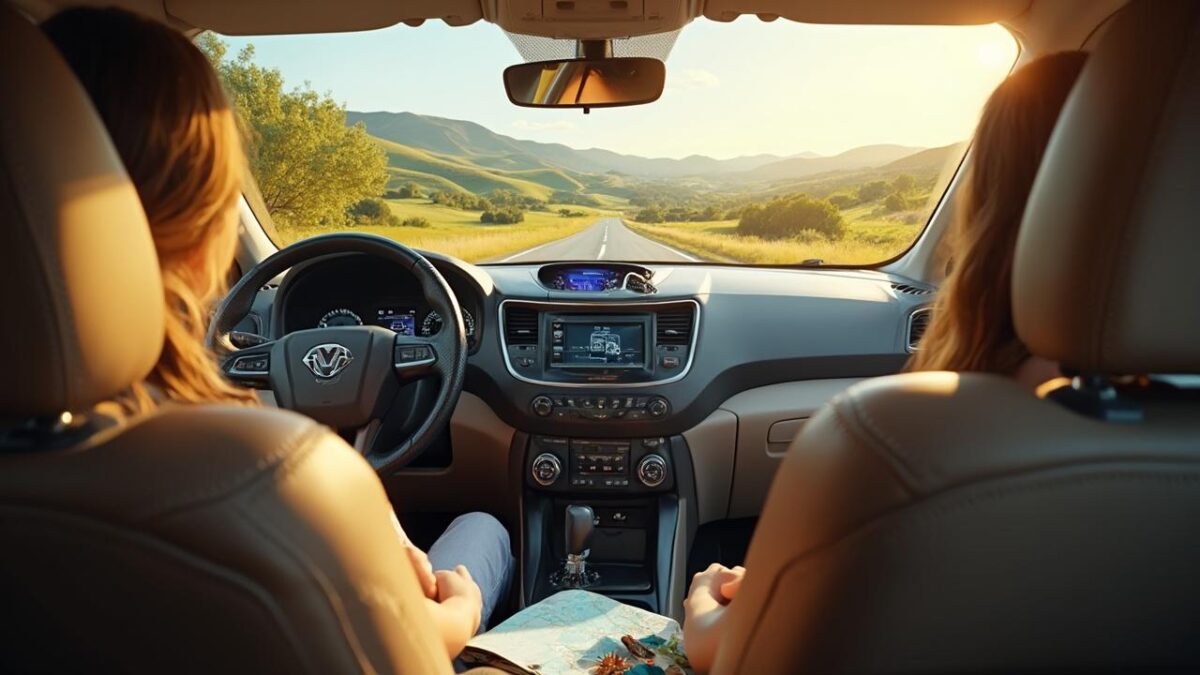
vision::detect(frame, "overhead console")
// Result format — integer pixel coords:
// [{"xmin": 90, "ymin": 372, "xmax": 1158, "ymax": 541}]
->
[{"xmin": 501, "ymin": 299, "xmax": 698, "ymax": 390}]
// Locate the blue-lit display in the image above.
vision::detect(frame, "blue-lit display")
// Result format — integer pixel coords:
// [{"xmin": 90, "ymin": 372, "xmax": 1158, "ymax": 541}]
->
[{"xmin": 555, "ymin": 268, "xmax": 621, "ymax": 292}]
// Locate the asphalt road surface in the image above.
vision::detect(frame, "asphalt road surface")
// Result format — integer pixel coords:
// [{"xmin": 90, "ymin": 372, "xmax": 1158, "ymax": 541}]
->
[{"xmin": 492, "ymin": 218, "xmax": 700, "ymax": 263}]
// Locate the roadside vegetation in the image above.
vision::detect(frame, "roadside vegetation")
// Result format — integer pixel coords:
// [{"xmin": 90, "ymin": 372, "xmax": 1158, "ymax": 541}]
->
[
  {"xmin": 274, "ymin": 199, "xmax": 617, "ymax": 262},
  {"xmin": 202, "ymin": 32, "xmax": 953, "ymax": 266},
  {"xmin": 626, "ymin": 173, "xmax": 937, "ymax": 264}
]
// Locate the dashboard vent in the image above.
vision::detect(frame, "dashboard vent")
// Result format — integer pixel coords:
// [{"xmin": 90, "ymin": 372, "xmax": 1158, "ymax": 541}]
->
[
  {"xmin": 907, "ymin": 307, "xmax": 932, "ymax": 352},
  {"xmin": 892, "ymin": 282, "xmax": 935, "ymax": 296},
  {"xmin": 656, "ymin": 307, "xmax": 694, "ymax": 346},
  {"xmin": 504, "ymin": 307, "xmax": 539, "ymax": 345}
]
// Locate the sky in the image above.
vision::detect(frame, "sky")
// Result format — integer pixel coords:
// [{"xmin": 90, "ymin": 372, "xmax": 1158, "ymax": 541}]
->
[{"xmin": 220, "ymin": 17, "xmax": 1017, "ymax": 160}]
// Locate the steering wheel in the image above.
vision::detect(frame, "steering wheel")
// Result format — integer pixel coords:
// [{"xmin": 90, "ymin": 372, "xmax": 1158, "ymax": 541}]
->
[{"xmin": 207, "ymin": 233, "xmax": 467, "ymax": 472}]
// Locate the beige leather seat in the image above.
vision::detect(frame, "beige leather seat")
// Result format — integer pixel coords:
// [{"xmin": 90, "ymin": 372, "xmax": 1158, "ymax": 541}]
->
[
  {"xmin": 713, "ymin": 1, "xmax": 1200, "ymax": 672},
  {"xmin": 0, "ymin": 6, "xmax": 486, "ymax": 674}
]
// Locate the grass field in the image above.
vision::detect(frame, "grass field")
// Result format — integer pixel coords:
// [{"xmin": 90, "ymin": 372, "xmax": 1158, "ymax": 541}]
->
[
  {"xmin": 273, "ymin": 198, "xmax": 616, "ymax": 263},
  {"xmin": 626, "ymin": 206, "xmax": 924, "ymax": 265}
]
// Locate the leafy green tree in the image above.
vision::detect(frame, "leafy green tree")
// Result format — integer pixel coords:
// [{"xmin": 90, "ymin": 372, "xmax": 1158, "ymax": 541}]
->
[
  {"xmin": 198, "ymin": 34, "xmax": 387, "ymax": 229},
  {"xmin": 891, "ymin": 174, "xmax": 916, "ymax": 193},
  {"xmin": 856, "ymin": 180, "xmax": 889, "ymax": 203},
  {"xmin": 738, "ymin": 194, "xmax": 845, "ymax": 240},
  {"xmin": 636, "ymin": 206, "xmax": 664, "ymax": 223},
  {"xmin": 828, "ymin": 194, "xmax": 856, "ymax": 210},
  {"xmin": 884, "ymin": 192, "xmax": 907, "ymax": 212}
]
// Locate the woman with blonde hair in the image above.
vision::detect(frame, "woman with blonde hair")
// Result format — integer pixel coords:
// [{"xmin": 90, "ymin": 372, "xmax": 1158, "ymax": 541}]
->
[
  {"xmin": 42, "ymin": 6, "xmax": 511, "ymax": 660},
  {"xmin": 906, "ymin": 51, "xmax": 1089, "ymax": 385}
]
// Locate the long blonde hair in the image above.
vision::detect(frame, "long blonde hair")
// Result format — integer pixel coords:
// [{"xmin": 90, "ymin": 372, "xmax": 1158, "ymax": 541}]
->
[
  {"xmin": 44, "ymin": 7, "xmax": 258, "ymax": 413},
  {"xmin": 907, "ymin": 52, "xmax": 1088, "ymax": 374}
]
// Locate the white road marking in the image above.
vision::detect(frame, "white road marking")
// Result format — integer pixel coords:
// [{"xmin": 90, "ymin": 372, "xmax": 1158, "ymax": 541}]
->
[
  {"xmin": 602, "ymin": 225, "xmax": 608, "ymax": 243},
  {"xmin": 597, "ymin": 244, "xmax": 606, "ymax": 259}
]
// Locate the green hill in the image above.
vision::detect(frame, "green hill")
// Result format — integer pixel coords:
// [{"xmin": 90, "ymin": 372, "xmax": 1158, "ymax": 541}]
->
[{"xmin": 374, "ymin": 138, "xmax": 555, "ymax": 200}]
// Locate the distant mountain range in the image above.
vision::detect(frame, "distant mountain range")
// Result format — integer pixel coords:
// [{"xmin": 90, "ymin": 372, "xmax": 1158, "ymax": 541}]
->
[{"xmin": 345, "ymin": 110, "xmax": 954, "ymax": 199}]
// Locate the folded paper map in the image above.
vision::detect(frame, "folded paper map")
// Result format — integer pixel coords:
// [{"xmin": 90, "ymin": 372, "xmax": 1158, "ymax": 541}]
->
[{"xmin": 461, "ymin": 590, "xmax": 691, "ymax": 675}]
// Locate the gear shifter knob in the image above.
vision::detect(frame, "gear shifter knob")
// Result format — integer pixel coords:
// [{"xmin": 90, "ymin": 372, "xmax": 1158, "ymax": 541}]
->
[{"xmin": 565, "ymin": 504, "xmax": 595, "ymax": 557}]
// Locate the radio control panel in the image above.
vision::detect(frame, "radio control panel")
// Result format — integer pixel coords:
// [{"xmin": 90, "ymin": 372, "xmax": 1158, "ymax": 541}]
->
[
  {"xmin": 526, "ymin": 435, "xmax": 674, "ymax": 493},
  {"xmin": 530, "ymin": 394, "xmax": 670, "ymax": 422}
]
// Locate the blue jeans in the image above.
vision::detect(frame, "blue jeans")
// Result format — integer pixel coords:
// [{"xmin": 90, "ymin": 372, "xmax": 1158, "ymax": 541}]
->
[{"xmin": 426, "ymin": 512, "xmax": 514, "ymax": 630}]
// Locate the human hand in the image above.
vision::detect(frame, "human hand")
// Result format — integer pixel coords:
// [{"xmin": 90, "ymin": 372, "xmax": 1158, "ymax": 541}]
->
[
  {"xmin": 403, "ymin": 543, "xmax": 438, "ymax": 599},
  {"xmin": 683, "ymin": 564, "xmax": 745, "ymax": 674},
  {"xmin": 423, "ymin": 564, "xmax": 484, "ymax": 659}
]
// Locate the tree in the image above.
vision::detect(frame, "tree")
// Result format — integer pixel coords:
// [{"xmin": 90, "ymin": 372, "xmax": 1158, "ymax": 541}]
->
[
  {"xmin": 828, "ymin": 194, "xmax": 856, "ymax": 210},
  {"xmin": 884, "ymin": 192, "xmax": 907, "ymax": 212},
  {"xmin": 738, "ymin": 194, "xmax": 845, "ymax": 240},
  {"xmin": 856, "ymin": 180, "xmax": 889, "ymax": 203},
  {"xmin": 198, "ymin": 34, "xmax": 388, "ymax": 229},
  {"xmin": 636, "ymin": 206, "xmax": 664, "ymax": 223},
  {"xmin": 891, "ymin": 174, "xmax": 916, "ymax": 193},
  {"xmin": 348, "ymin": 198, "xmax": 400, "ymax": 226}
]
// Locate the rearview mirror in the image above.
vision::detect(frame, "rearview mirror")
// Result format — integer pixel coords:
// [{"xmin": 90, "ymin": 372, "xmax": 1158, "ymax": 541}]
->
[{"xmin": 503, "ymin": 57, "xmax": 666, "ymax": 110}]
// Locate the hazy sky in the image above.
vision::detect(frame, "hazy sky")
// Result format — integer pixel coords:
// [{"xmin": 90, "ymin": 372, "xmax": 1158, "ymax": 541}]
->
[{"xmin": 221, "ymin": 18, "xmax": 1017, "ymax": 159}]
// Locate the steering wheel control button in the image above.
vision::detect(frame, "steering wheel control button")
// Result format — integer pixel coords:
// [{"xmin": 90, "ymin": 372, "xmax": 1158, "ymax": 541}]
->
[
  {"xmin": 532, "ymin": 395, "xmax": 555, "ymax": 417},
  {"xmin": 394, "ymin": 344, "xmax": 435, "ymax": 367},
  {"xmin": 531, "ymin": 453, "xmax": 563, "ymax": 487},
  {"xmin": 637, "ymin": 454, "xmax": 667, "ymax": 488},
  {"xmin": 230, "ymin": 354, "xmax": 270, "ymax": 375}
]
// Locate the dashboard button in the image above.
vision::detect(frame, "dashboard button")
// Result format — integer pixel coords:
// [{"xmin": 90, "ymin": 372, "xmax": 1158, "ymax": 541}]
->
[{"xmin": 531, "ymin": 395, "xmax": 554, "ymax": 417}]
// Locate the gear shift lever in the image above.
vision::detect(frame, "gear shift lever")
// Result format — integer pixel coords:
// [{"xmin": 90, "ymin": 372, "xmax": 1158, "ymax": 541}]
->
[
  {"xmin": 551, "ymin": 504, "xmax": 600, "ymax": 589},
  {"xmin": 565, "ymin": 504, "xmax": 595, "ymax": 557}
]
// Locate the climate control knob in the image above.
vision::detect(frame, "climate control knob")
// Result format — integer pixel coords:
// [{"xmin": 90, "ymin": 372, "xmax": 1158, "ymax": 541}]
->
[
  {"xmin": 647, "ymin": 397, "xmax": 669, "ymax": 418},
  {"xmin": 531, "ymin": 395, "xmax": 554, "ymax": 417},
  {"xmin": 637, "ymin": 454, "xmax": 667, "ymax": 488},
  {"xmin": 531, "ymin": 453, "xmax": 562, "ymax": 486}
]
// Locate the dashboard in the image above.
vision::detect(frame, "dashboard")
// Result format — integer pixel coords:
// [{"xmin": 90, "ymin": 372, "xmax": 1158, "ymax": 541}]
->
[
  {"xmin": 245, "ymin": 253, "xmax": 930, "ymax": 438},
  {"xmin": 273, "ymin": 254, "xmax": 484, "ymax": 350}
]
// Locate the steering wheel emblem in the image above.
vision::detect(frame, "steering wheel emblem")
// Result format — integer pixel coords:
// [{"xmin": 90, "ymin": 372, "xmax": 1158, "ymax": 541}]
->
[{"xmin": 302, "ymin": 343, "xmax": 353, "ymax": 379}]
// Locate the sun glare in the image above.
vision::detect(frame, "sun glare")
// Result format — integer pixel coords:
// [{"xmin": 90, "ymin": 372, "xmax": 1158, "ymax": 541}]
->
[{"xmin": 977, "ymin": 39, "xmax": 1016, "ymax": 69}]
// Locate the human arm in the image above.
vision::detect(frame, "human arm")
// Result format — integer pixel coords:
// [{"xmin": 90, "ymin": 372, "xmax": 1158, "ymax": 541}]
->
[{"xmin": 682, "ymin": 564, "xmax": 746, "ymax": 674}]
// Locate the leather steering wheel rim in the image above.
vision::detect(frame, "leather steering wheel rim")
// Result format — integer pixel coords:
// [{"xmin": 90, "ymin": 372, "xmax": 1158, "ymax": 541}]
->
[{"xmin": 207, "ymin": 233, "xmax": 468, "ymax": 473}]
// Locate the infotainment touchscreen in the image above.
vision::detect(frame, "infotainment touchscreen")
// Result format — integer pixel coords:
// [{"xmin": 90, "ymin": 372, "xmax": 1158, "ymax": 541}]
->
[{"xmin": 552, "ymin": 322, "xmax": 645, "ymax": 368}]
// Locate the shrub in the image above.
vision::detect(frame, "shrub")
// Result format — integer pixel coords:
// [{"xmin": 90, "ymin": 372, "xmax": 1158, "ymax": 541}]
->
[
  {"xmin": 856, "ymin": 180, "xmax": 889, "ymax": 203},
  {"xmin": 737, "ymin": 194, "xmax": 845, "ymax": 241},
  {"xmin": 883, "ymin": 192, "xmax": 907, "ymax": 212},
  {"xmin": 400, "ymin": 216, "xmax": 431, "ymax": 228},
  {"xmin": 636, "ymin": 206, "xmax": 664, "ymax": 223},
  {"xmin": 480, "ymin": 211, "xmax": 495, "ymax": 224},
  {"xmin": 828, "ymin": 193, "xmax": 856, "ymax": 210}
]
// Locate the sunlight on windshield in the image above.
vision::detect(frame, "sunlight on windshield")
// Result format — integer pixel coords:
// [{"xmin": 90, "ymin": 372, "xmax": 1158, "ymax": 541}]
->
[{"xmin": 207, "ymin": 20, "xmax": 1016, "ymax": 266}]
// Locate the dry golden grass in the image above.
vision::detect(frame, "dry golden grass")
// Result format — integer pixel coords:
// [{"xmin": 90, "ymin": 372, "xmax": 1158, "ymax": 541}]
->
[
  {"xmin": 273, "ymin": 199, "xmax": 614, "ymax": 262},
  {"xmin": 626, "ymin": 214, "xmax": 922, "ymax": 265}
]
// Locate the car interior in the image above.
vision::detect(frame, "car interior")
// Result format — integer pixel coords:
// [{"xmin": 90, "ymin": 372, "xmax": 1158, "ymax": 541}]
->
[{"xmin": 2, "ymin": 0, "xmax": 1199, "ymax": 672}]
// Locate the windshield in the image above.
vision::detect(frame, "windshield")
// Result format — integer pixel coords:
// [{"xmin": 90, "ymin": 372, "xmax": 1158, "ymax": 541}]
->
[{"xmin": 206, "ymin": 20, "xmax": 1016, "ymax": 266}]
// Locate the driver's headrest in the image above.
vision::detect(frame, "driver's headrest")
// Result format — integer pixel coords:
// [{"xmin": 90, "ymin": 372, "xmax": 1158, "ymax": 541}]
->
[
  {"xmin": 0, "ymin": 5, "xmax": 164, "ymax": 419},
  {"xmin": 1014, "ymin": 0, "xmax": 1200, "ymax": 375}
]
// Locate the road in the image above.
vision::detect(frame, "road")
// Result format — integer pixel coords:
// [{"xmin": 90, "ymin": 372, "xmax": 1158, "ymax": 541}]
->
[{"xmin": 491, "ymin": 218, "xmax": 700, "ymax": 263}]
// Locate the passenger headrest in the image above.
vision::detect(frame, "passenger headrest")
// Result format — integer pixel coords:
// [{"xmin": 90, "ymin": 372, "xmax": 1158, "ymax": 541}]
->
[
  {"xmin": 0, "ymin": 5, "xmax": 164, "ymax": 419},
  {"xmin": 1014, "ymin": 0, "xmax": 1200, "ymax": 375}
]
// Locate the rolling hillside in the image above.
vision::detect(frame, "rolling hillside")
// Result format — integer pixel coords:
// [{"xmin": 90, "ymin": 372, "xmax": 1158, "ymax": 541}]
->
[
  {"xmin": 349, "ymin": 110, "xmax": 957, "ymax": 207},
  {"xmin": 347, "ymin": 110, "xmax": 805, "ymax": 178}
]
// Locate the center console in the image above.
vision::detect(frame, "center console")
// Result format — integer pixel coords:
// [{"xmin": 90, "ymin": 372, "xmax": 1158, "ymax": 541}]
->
[
  {"xmin": 500, "ymin": 299, "xmax": 698, "ymax": 388},
  {"xmin": 506, "ymin": 296, "xmax": 701, "ymax": 616},
  {"xmin": 520, "ymin": 432, "xmax": 692, "ymax": 616}
]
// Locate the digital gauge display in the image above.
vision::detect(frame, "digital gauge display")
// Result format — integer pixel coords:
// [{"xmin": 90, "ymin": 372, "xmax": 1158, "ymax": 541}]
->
[
  {"xmin": 555, "ymin": 269, "xmax": 621, "ymax": 292},
  {"xmin": 375, "ymin": 307, "xmax": 417, "ymax": 336}
]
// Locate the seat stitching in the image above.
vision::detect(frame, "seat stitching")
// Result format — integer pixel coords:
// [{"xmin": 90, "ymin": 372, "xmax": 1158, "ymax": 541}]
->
[{"xmin": 840, "ymin": 393, "xmax": 923, "ymax": 488}]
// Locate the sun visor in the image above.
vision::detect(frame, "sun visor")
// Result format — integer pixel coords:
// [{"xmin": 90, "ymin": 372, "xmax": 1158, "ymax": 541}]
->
[
  {"xmin": 703, "ymin": 0, "xmax": 1031, "ymax": 26},
  {"xmin": 164, "ymin": 0, "xmax": 483, "ymax": 35}
]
